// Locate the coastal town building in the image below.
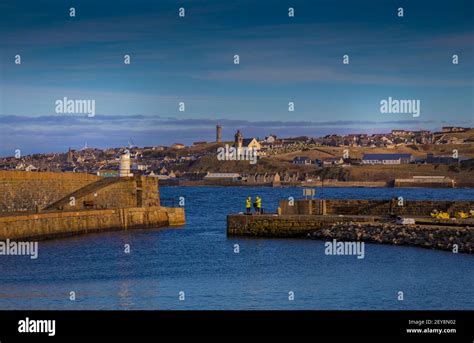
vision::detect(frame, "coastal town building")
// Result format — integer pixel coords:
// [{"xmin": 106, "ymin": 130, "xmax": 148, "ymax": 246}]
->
[
  {"xmin": 131, "ymin": 163, "xmax": 149, "ymax": 171},
  {"xmin": 442, "ymin": 126, "xmax": 470, "ymax": 133},
  {"xmin": 241, "ymin": 138, "xmax": 261, "ymax": 150},
  {"xmin": 362, "ymin": 153, "xmax": 413, "ymax": 165},
  {"xmin": 322, "ymin": 157, "xmax": 345, "ymax": 166},
  {"xmin": 170, "ymin": 143, "xmax": 185, "ymax": 149},
  {"xmin": 391, "ymin": 130, "xmax": 413, "ymax": 136},
  {"xmin": 233, "ymin": 130, "xmax": 262, "ymax": 159},
  {"xmin": 242, "ymin": 172, "xmax": 280, "ymax": 185},
  {"xmin": 264, "ymin": 134, "xmax": 277, "ymax": 143},
  {"xmin": 293, "ymin": 156, "xmax": 312, "ymax": 165},
  {"xmin": 234, "ymin": 130, "xmax": 261, "ymax": 150}
]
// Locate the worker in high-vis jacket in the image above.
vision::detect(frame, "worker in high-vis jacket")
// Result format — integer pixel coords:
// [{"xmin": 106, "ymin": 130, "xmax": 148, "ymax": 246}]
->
[
  {"xmin": 256, "ymin": 196, "xmax": 262, "ymax": 214},
  {"xmin": 246, "ymin": 196, "xmax": 252, "ymax": 215}
]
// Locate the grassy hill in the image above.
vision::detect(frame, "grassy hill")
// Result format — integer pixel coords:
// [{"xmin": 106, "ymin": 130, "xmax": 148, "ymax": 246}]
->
[
  {"xmin": 275, "ymin": 143, "xmax": 474, "ymax": 162},
  {"xmin": 434, "ymin": 128, "xmax": 474, "ymax": 142}
]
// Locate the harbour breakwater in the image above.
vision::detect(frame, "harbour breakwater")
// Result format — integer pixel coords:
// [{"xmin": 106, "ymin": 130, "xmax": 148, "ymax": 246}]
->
[
  {"xmin": 0, "ymin": 171, "xmax": 185, "ymax": 240},
  {"xmin": 227, "ymin": 199, "xmax": 474, "ymax": 253},
  {"xmin": 227, "ymin": 214, "xmax": 473, "ymax": 253},
  {"xmin": 0, "ymin": 170, "xmax": 100, "ymax": 213},
  {"xmin": 310, "ymin": 221, "xmax": 473, "ymax": 253},
  {"xmin": 0, "ymin": 206, "xmax": 184, "ymax": 241}
]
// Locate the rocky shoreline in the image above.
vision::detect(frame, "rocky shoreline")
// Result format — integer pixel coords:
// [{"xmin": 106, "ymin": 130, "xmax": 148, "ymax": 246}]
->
[
  {"xmin": 227, "ymin": 212, "xmax": 474, "ymax": 254},
  {"xmin": 309, "ymin": 222, "xmax": 473, "ymax": 253}
]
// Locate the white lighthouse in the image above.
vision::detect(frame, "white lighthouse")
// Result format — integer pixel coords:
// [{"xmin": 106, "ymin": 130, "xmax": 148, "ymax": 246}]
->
[{"xmin": 119, "ymin": 151, "xmax": 133, "ymax": 177}]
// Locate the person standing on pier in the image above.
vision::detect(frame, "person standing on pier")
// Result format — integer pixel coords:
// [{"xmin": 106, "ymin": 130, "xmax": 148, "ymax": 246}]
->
[
  {"xmin": 246, "ymin": 196, "xmax": 252, "ymax": 215},
  {"xmin": 256, "ymin": 196, "xmax": 262, "ymax": 214}
]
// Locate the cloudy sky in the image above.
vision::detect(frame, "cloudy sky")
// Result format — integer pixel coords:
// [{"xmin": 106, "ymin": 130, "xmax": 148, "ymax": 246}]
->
[{"xmin": 0, "ymin": 0, "xmax": 473, "ymax": 156}]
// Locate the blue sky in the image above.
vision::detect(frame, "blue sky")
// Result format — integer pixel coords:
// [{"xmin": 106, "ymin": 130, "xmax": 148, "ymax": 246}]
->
[{"xmin": 0, "ymin": 0, "xmax": 473, "ymax": 156}]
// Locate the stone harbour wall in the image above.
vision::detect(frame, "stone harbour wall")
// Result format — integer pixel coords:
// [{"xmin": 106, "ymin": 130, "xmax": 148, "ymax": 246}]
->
[
  {"xmin": 44, "ymin": 176, "xmax": 160, "ymax": 211},
  {"xmin": 0, "ymin": 171, "xmax": 184, "ymax": 240},
  {"xmin": 0, "ymin": 206, "xmax": 185, "ymax": 240},
  {"xmin": 227, "ymin": 214, "xmax": 375, "ymax": 238},
  {"xmin": 0, "ymin": 171, "xmax": 100, "ymax": 213},
  {"xmin": 0, "ymin": 171, "xmax": 161, "ymax": 213},
  {"xmin": 227, "ymin": 214, "xmax": 473, "ymax": 253}
]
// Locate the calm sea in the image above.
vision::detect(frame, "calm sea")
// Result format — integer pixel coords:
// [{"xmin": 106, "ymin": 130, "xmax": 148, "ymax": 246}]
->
[{"xmin": 0, "ymin": 186, "xmax": 472, "ymax": 310}]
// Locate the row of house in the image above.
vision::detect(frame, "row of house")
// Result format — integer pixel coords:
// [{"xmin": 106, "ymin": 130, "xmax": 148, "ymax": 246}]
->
[
  {"xmin": 172, "ymin": 171, "xmax": 311, "ymax": 184},
  {"xmin": 293, "ymin": 156, "xmax": 347, "ymax": 166},
  {"xmin": 293, "ymin": 152, "xmax": 465, "ymax": 166},
  {"xmin": 441, "ymin": 126, "xmax": 470, "ymax": 133},
  {"xmin": 361, "ymin": 153, "xmax": 413, "ymax": 165}
]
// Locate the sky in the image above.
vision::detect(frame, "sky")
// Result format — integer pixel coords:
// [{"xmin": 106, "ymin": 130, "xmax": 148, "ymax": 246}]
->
[{"xmin": 0, "ymin": 0, "xmax": 473, "ymax": 156}]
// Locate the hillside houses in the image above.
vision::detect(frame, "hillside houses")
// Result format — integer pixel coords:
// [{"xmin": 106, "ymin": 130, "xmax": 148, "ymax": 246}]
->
[
  {"xmin": 442, "ymin": 126, "xmax": 469, "ymax": 133},
  {"xmin": 0, "ymin": 124, "xmax": 471, "ymax": 179}
]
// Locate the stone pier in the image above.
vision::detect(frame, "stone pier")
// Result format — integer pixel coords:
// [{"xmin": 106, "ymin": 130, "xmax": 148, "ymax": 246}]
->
[
  {"xmin": 0, "ymin": 171, "xmax": 185, "ymax": 240},
  {"xmin": 227, "ymin": 199, "xmax": 474, "ymax": 253}
]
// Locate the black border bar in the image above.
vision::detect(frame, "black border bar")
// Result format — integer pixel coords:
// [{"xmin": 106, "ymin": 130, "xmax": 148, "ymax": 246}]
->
[{"xmin": 0, "ymin": 310, "xmax": 472, "ymax": 338}]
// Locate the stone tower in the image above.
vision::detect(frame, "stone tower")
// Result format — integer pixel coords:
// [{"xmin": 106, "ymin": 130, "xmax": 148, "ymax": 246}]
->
[
  {"xmin": 234, "ymin": 130, "xmax": 243, "ymax": 149},
  {"xmin": 66, "ymin": 147, "xmax": 74, "ymax": 164},
  {"xmin": 216, "ymin": 124, "xmax": 222, "ymax": 143}
]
